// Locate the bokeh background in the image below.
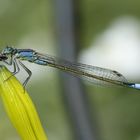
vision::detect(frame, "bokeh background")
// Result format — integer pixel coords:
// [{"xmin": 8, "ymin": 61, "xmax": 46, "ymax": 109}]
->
[{"xmin": 0, "ymin": 0, "xmax": 140, "ymax": 140}]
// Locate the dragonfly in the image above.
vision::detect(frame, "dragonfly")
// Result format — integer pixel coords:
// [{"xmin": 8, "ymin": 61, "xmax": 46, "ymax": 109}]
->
[{"xmin": 0, "ymin": 46, "xmax": 139, "ymax": 90}]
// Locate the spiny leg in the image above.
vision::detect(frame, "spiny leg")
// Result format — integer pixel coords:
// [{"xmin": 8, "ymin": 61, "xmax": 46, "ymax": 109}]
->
[
  {"xmin": 3, "ymin": 56, "xmax": 12, "ymax": 65},
  {"xmin": 5, "ymin": 58, "xmax": 20, "ymax": 81},
  {"xmin": 3, "ymin": 56, "xmax": 19, "ymax": 74},
  {"xmin": 12, "ymin": 58, "xmax": 20, "ymax": 75},
  {"xmin": 18, "ymin": 60, "xmax": 32, "ymax": 88}
]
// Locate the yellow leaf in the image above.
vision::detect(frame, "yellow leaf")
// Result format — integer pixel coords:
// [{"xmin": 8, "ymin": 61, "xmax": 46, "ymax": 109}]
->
[{"xmin": 0, "ymin": 65, "xmax": 48, "ymax": 140}]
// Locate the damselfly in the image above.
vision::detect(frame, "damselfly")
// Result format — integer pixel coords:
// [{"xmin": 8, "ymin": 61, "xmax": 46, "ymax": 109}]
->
[{"xmin": 0, "ymin": 46, "xmax": 139, "ymax": 90}]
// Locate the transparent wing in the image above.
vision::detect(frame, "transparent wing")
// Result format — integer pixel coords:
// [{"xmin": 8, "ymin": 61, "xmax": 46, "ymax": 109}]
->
[{"xmin": 35, "ymin": 52, "xmax": 128, "ymax": 87}]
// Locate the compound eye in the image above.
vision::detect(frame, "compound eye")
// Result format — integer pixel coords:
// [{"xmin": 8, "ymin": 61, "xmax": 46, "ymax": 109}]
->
[
  {"xmin": 1, "ymin": 48, "xmax": 7, "ymax": 54},
  {"xmin": 0, "ymin": 54, "xmax": 8, "ymax": 61},
  {"xmin": 2, "ymin": 46, "xmax": 13, "ymax": 54}
]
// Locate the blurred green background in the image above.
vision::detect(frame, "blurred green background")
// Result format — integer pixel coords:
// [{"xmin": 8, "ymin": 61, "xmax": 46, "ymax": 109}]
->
[{"xmin": 0, "ymin": 0, "xmax": 140, "ymax": 140}]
